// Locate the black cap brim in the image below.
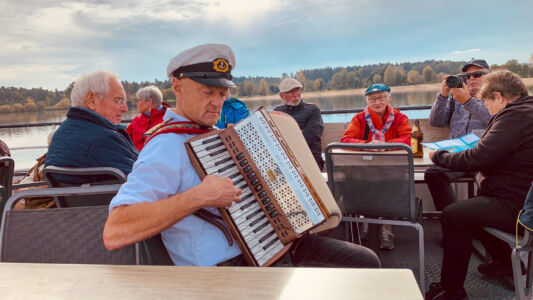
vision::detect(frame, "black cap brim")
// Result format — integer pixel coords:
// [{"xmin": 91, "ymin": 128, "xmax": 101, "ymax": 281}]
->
[{"xmin": 190, "ymin": 77, "xmax": 236, "ymax": 88}]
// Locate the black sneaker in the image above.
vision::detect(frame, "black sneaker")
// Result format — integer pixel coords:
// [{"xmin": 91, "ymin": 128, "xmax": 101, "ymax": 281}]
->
[
  {"xmin": 426, "ymin": 282, "xmax": 467, "ymax": 300},
  {"xmin": 477, "ymin": 260, "xmax": 523, "ymax": 277}
]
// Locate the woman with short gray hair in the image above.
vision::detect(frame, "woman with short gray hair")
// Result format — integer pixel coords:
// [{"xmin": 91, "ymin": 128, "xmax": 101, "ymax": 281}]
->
[{"xmin": 126, "ymin": 85, "xmax": 170, "ymax": 150}]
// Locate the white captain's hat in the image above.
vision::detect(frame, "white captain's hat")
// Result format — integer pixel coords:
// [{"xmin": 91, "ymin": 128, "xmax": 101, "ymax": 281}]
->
[{"xmin": 167, "ymin": 43, "xmax": 236, "ymax": 88}]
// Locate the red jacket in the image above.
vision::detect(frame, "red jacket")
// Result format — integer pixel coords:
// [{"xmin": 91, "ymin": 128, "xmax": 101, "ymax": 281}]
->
[
  {"xmin": 341, "ymin": 106, "xmax": 412, "ymax": 146},
  {"xmin": 126, "ymin": 103, "xmax": 171, "ymax": 150}
]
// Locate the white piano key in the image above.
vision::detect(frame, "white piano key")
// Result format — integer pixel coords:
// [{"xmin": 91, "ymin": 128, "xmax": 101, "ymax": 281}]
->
[
  {"xmin": 244, "ymin": 226, "xmax": 273, "ymax": 248},
  {"xmin": 256, "ymin": 241, "xmax": 284, "ymax": 266},
  {"xmin": 250, "ymin": 233, "xmax": 278, "ymax": 257},
  {"xmin": 198, "ymin": 153, "xmax": 231, "ymax": 169},
  {"xmin": 189, "ymin": 135, "xmax": 221, "ymax": 147},
  {"xmin": 232, "ymin": 203, "xmax": 261, "ymax": 225},
  {"xmin": 235, "ymin": 212, "xmax": 267, "ymax": 237},
  {"xmin": 194, "ymin": 145, "xmax": 227, "ymax": 160}
]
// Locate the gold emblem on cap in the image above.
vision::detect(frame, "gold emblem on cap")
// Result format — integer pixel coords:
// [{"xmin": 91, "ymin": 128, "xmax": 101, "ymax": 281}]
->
[{"xmin": 213, "ymin": 58, "xmax": 229, "ymax": 73}]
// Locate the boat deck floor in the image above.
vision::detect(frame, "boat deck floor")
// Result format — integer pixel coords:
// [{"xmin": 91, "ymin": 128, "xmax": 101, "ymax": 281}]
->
[{"xmin": 324, "ymin": 219, "xmax": 516, "ymax": 299}]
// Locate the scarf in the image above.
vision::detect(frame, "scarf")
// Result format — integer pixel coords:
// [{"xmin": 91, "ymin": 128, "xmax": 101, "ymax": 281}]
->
[{"xmin": 364, "ymin": 105, "xmax": 395, "ymax": 141}]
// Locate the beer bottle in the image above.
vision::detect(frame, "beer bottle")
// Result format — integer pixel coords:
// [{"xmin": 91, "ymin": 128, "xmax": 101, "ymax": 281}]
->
[{"xmin": 411, "ymin": 119, "xmax": 423, "ymax": 158}]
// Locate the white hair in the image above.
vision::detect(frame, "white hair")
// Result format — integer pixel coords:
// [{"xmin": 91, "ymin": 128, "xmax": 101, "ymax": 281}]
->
[
  {"xmin": 136, "ymin": 85, "xmax": 163, "ymax": 107},
  {"xmin": 70, "ymin": 70, "xmax": 120, "ymax": 106}
]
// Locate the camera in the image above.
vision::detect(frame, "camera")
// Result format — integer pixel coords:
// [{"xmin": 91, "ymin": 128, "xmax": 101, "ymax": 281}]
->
[{"xmin": 445, "ymin": 74, "xmax": 467, "ymax": 88}]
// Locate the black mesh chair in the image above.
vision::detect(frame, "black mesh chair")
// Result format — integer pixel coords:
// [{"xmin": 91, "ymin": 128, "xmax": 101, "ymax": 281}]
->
[
  {"xmin": 43, "ymin": 166, "xmax": 126, "ymax": 207},
  {"xmin": 0, "ymin": 185, "xmax": 138, "ymax": 264},
  {"xmin": 0, "ymin": 156, "xmax": 14, "ymax": 220},
  {"xmin": 140, "ymin": 234, "xmax": 174, "ymax": 266},
  {"xmin": 325, "ymin": 142, "xmax": 424, "ymax": 291}
]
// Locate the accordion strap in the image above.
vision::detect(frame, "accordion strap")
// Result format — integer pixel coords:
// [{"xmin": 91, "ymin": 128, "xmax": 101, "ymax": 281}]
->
[
  {"xmin": 194, "ymin": 209, "xmax": 233, "ymax": 246},
  {"xmin": 144, "ymin": 119, "xmax": 214, "ymax": 144}
]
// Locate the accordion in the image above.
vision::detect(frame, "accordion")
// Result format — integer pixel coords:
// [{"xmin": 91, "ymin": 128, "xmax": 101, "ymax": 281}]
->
[{"xmin": 185, "ymin": 110, "xmax": 340, "ymax": 266}]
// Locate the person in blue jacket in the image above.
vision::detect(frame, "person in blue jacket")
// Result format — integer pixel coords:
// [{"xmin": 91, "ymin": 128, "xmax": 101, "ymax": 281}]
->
[
  {"xmin": 215, "ymin": 94, "xmax": 250, "ymax": 129},
  {"xmin": 45, "ymin": 70, "xmax": 138, "ymax": 184}
]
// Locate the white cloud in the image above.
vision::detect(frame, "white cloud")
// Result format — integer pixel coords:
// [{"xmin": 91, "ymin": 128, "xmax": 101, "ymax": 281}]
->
[{"xmin": 452, "ymin": 49, "xmax": 481, "ymax": 55}]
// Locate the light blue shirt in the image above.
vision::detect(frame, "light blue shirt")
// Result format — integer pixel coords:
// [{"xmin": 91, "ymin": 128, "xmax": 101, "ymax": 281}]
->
[{"xmin": 109, "ymin": 109, "xmax": 242, "ymax": 265}]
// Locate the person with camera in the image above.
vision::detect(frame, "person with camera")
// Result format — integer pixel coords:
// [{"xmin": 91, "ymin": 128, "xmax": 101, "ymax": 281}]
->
[{"xmin": 425, "ymin": 59, "xmax": 492, "ymax": 212}]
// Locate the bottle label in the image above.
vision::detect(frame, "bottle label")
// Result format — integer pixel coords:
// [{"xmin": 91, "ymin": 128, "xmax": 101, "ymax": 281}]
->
[{"xmin": 411, "ymin": 138, "xmax": 418, "ymax": 153}]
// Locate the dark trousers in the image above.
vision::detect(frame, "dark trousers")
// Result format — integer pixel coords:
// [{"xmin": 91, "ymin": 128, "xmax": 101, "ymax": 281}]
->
[
  {"xmin": 439, "ymin": 196, "xmax": 521, "ymax": 291},
  {"xmin": 424, "ymin": 166, "xmax": 473, "ymax": 211},
  {"xmin": 220, "ymin": 235, "xmax": 381, "ymax": 268}
]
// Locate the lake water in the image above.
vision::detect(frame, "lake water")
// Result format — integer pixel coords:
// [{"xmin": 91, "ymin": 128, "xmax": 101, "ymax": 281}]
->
[{"xmin": 1, "ymin": 86, "xmax": 531, "ymax": 169}]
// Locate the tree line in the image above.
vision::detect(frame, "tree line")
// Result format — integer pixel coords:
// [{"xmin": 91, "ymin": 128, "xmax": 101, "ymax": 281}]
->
[{"xmin": 0, "ymin": 58, "xmax": 531, "ymax": 112}]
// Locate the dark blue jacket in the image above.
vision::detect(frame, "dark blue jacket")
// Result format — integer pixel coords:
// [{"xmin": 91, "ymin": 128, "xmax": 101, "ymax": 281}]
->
[{"xmin": 45, "ymin": 106, "xmax": 138, "ymax": 184}]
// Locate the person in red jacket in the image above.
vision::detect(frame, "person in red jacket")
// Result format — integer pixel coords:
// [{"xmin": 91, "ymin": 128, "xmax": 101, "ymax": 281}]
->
[
  {"xmin": 341, "ymin": 83, "xmax": 412, "ymax": 250},
  {"xmin": 126, "ymin": 85, "xmax": 171, "ymax": 150}
]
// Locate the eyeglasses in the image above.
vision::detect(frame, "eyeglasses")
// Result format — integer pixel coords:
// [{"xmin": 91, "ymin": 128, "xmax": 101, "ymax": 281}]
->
[
  {"xmin": 112, "ymin": 98, "xmax": 127, "ymax": 105},
  {"xmin": 367, "ymin": 95, "xmax": 389, "ymax": 103},
  {"xmin": 464, "ymin": 71, "xmax": 488, "ymax": 80}
]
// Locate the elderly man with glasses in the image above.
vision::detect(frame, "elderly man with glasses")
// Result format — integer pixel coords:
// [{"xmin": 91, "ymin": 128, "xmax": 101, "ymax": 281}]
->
[
  {"xmin": 274, "ymin": 78, "xmax": 325, "ymax": 170},
  {"xmin": 45, "ymin": 70, "xmax": 139, "ymax": 184},
  {"xmin": 341, "ymin": 83, "xmax": 412, "ymax": 250},
  {"xmin": 425, "ymin": 59, "xmax": 492, "ymax": 215}
]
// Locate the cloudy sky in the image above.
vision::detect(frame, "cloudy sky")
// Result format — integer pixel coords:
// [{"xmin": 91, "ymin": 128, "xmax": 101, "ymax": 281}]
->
[{"xmin": 1, "ymin": 0, "xmax": 532, "ymax": 90}]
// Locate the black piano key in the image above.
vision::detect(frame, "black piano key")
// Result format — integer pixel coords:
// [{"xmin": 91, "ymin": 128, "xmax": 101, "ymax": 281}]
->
[
  {"xmin": 205, "ymin": 142, "xmax": 224, "ymax": 151},
  {"xmin": 245, "ymin": 208, "xmax": 262, "ymax": 220},
  {"xmin": 218, "ymin": 164, "xmax": 233, "ymax": 173},
  {"xmin": 236, "ymin": 153, "xmax": 244, "ymax": 160},
  {"xmin": 254, "ymin": 184, "xmax": 263, "ymax": 192},
  {"xmin": 214, "ymin": 156, "xmax": 233, "ymax": 166},
  {"xmin": 262, "ymin": 235, "xmax": 279, "ymax": 250},
  {"xmin": 251, "ymin": 178, "xmax": 259, "ymax": 185},
  {"xmin": 253, "ymin": 220, "xmax": 270, "ymax": 233},
  {"xmin": 202, "ymin": 136, "xmax": 219, "ymax": 144},
  {"xmin": 209, "ymin": 148, "xmax": 226, "ymax": 156},
  {"xmin": 261, "ymin": 197, "xmax": 270, "ymax": 205},
  {"xmin": 249, "ymin": 213, "xmax": 265, "ymax": 227},
  {"xmin": 243, "ymin": 166, "xmax": 252, "ymax": 173},
  {"xmin": 242, "ymin": 192, "xmax": 254, "ymax": 201},
  {"xmin": 258, "ymin": 230, "xmax": 276, "ymax": 243},
  {"xmin": 239, "ymin": 201, "xmax": 255, "ymax": 211},
  {"xmin": 228, "ymin": 171, "xmax": 240, "ymax": 179},
  {"xmin": 234, "ymin": 177, "xmax": 245, "ymax": 186},
  {"xmin": 247, "ymin": 172, "xmax": 256, "ymax": 179}
]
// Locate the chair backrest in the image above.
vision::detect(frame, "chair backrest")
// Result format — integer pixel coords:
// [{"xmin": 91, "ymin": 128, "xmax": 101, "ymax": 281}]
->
[
  {"xmin": 325, "ymin": 142, "xmax": 416, "ymax": 221},
  {"xmin": 140, "ymin": 234, "xmax": 174, "ymax": 266},
  {"xmin": 0, "ymin": 185, "xmax": 137, "ymax": 264},
  {"xmin": 321, "ymin": 123, "xmax": 346, "ymax": 153},
  {"xmin": 43, "ymin": 166, "xmax": 126, "ymax": 207},
  {"xmin": 0, "ymin": 156, "xmax": 14, "ymax": 219}
]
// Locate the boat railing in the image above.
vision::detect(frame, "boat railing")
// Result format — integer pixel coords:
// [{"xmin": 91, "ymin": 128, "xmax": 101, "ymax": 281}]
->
[{"xmin": 1, "ymin": 105, "xmax": 434, "ymax": 174}]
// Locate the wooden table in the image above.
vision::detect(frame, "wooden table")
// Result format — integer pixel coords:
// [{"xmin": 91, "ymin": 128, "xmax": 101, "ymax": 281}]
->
[{"xmin": 0, "ymin": 263, "xmax": 422, "ymax": 300}]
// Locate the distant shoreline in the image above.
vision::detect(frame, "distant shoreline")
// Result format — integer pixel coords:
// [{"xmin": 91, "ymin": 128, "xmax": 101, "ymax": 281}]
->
[{"xmin": 241, "ymin": 77, "xmax": 533, "ymax": 101}]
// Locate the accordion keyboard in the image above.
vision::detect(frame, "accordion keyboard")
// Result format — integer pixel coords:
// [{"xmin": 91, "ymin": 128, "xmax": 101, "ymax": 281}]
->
[{"xmin": 189, "ymin": 134, "xmax": 285, "ymax": 266}]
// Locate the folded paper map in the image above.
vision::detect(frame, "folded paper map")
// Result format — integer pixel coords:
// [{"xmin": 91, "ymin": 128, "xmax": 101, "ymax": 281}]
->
[{"xmin": 422, "ymin": 133, "xmax": 480, "ymax": 153}]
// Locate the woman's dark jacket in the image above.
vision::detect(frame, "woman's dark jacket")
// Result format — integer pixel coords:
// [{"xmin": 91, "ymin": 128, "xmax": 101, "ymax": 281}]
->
[{"xmin": 432, "ymin": 96, "xmax": 533, "ymax": 210}]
